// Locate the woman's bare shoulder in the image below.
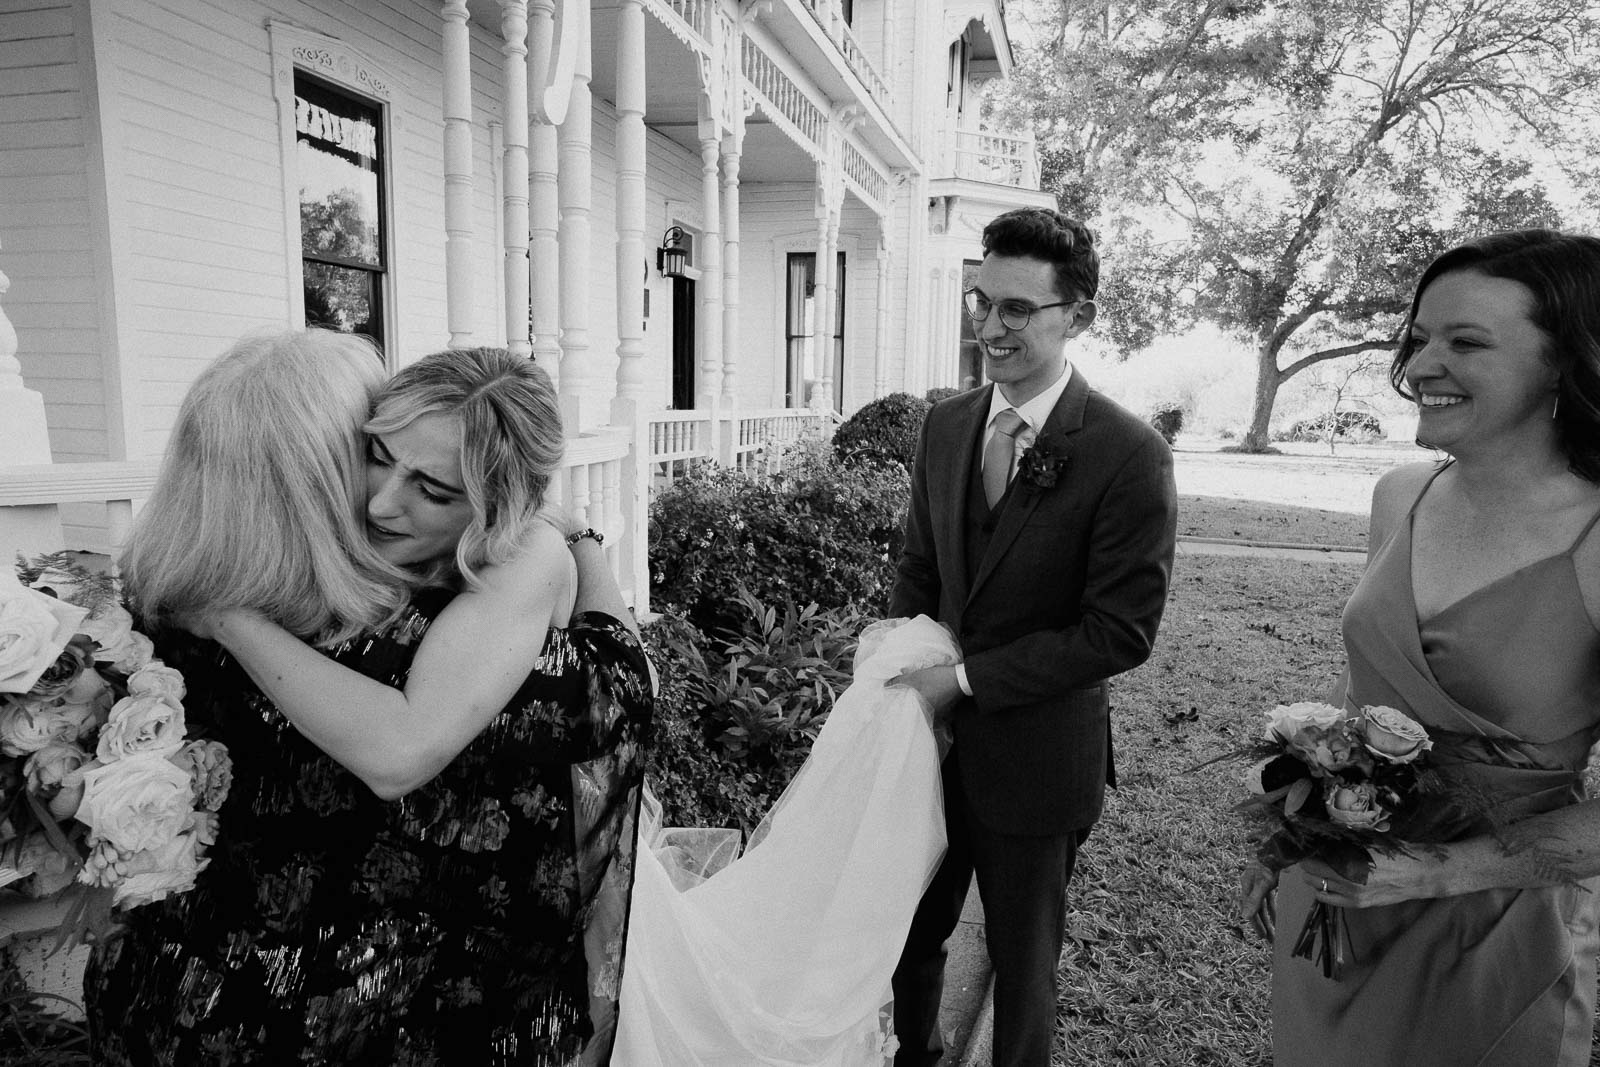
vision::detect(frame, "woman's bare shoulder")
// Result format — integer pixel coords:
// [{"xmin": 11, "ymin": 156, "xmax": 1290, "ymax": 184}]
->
[{"xmin": 1366, "ymin": 462, "xmax": 1438, "ymax": 555}]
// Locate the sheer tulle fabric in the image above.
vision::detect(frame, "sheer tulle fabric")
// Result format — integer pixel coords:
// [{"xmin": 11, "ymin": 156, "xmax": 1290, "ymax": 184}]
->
[{"xmin": 614, "ymin": 616, "xmax": 957, "ymax": 1065}]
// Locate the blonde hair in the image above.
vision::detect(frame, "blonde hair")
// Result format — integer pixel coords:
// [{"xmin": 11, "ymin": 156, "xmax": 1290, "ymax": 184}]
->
[
  {"xmin": 366, "ymin": 347, "xmax": 564, "ymax": 589},
  {"xmin": 122, "ymin": 330, "xmax": 409, "ymax": 644}
]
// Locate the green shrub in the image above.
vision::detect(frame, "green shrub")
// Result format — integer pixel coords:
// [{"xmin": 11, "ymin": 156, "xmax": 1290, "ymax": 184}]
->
[
  {"xmin": 831, "ymin": 392, "xmax": 932, "ymax": 471},
  {"xmin": 690, "ymin": 587, "xmax": 867, "ymax": 771},
  {"xmin": 642, "ymin": 613, "xmax": 772, "ymax": 833},
  {"xmin": 641, "ymin": 592, "xmax": 867, "ymax": 834},
  {"xmin": 648, "ymin": 441, "xmax": 909, "ymax": 637},
  {"xmin": 1149, "ymin": 404, "xmax": 1185, "ymax": 446},
  {"xmin": 923, "ymin": 386, "xmax": 961, "ymax": 405}
]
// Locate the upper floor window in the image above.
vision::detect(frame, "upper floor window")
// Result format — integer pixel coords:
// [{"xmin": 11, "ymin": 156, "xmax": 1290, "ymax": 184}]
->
[{"xmin": 295, "ymin": 72, "xmax": 387, "ymax": 352}]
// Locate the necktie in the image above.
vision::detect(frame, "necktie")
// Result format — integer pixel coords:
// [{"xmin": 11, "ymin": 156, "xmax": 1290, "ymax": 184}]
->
[{"xmin": 983, "ymin": 409, "xmax": 1026, "ymax": 507}]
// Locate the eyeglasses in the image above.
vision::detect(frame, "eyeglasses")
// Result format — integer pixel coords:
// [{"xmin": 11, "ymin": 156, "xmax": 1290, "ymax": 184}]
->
[{"xmin": 963, "ymin": 289, "xmax": 1080, "ymax": 331}]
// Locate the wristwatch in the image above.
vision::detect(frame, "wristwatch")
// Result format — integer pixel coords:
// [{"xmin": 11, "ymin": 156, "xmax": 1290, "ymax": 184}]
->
[{"xmin": 565, "ymin": 528, "xmax": 604, "ymax": 547}]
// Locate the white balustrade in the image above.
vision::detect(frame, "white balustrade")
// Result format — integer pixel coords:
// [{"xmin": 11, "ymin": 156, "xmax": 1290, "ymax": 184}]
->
[{"xmin": 949, "ymin": 128, "xmax": 1040, "ymax": 189}]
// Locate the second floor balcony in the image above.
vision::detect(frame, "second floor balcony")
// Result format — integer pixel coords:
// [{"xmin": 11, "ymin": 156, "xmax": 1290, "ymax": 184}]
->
[{"xmin": 936, "ymin": 126, "xmax": 1040, "ymax": 189}]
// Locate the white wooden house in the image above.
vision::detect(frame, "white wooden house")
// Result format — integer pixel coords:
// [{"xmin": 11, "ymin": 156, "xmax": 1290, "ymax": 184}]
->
[{"xmin": 0, "ymin": 0, "xmax": 1052, "ymax": 610}]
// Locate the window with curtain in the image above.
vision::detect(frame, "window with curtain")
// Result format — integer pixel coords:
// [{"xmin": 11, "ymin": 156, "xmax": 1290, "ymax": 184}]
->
[
  {"xmin": 785, "ymin": 252, "xmax": 847, "ymax": 409},
  {"xmin": 959, "ymin": 259, "xmax": 983, "ymax": 390},
  {"xmin": 295, "ymin": 72, "xmax": 387, "ymax": 352},
  {"xmin": 785, "ymin": 253, "xmax": 815, "ymax": 408}
]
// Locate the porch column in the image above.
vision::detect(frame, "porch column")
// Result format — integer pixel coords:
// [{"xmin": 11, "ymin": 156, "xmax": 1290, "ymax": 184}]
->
[
  {"xmin": 498, "ymin": 1, "xmax": 531, "ymax": 358},
  {"xmin": 528, "ymin": 0, "xmax": 560, "ymax": 383},
  {"xmin": 719, "ymin": 139, "xmax": 741, "ymax": 406},
  {"xmin": 530, "ymin": 124, "xmax": 560, "ymax": 382},
  {"xmin": 697, "ymin": 125, "xmax": 724, "ymax": 408},
  {"xmin": 810, "ymin": 179, "xmax": 840, "ymax": 411},
  {"xmin": 557, "ymin": 1, "xmax": 593, "ymax": 428},
  {"xmin": 611, "ymin": 0, "xmax": 647, "ymax": 414},
  {"xmin": 874, "ymin": 221, "xmax": 891, "ymax": 398},
  {"xmin": 442, "ymin": 0, "xmax": 475, "ymax": 346}
]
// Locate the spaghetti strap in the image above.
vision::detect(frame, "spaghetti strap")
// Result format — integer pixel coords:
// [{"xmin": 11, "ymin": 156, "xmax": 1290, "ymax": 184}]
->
[
  {"xmin": 1566, "ymin": 498, "xmax": 1600, "ymax": 554},
  {"xmin": 1405, "ymin": 462, "xmax": 1452, "ymax": 517}
]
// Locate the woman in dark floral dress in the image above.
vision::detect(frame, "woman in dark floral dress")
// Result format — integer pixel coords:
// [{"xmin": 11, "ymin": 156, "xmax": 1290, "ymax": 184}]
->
[{"xmin": 84, "ymin": 336, "xmax": 650, "ymax": 1066}]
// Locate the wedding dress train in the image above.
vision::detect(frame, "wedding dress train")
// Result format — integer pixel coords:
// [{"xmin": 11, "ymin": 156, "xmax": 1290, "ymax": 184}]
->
[{"xmin": 613, "ymin": 616, "xmax": 958, "ymax": 1066}]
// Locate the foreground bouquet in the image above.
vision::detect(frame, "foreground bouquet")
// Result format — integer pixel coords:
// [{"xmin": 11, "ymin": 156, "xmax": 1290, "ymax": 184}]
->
[
  {"xmin": 1239, "ymin": 700, "xmax": 1459, "ymax": 979},
  {"xmin": 0, "ymin": 554, "xmax": 230, "ymax": 938}
]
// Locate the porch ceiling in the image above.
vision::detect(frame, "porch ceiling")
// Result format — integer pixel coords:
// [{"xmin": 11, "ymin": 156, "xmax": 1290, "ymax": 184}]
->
[{"xmin": 460, "ymin": 4, "xmax": 828, "ymax": 193}]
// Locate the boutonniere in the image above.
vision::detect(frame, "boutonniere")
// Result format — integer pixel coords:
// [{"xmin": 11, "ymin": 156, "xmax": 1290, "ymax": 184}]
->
[{"xmin": 1017, "ymin": 433, "xmax": 1069, "ymax": 491}]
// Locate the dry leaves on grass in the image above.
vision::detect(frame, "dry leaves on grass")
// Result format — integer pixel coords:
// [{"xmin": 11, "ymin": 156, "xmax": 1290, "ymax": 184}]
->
[{"xmin": 1053, "ymin": 553, "xmax": 1362, "ymax": 1066}]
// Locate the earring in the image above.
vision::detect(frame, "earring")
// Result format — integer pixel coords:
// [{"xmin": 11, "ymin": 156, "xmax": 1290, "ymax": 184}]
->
[{"xmin": 1553, "ymin": 393, "xmax": 1561, "ymax": 420}]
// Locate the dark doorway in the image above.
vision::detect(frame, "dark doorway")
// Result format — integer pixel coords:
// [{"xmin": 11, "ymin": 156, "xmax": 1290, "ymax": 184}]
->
[{"xmin": 671, "ymin": 276, "xmax": 696, "ymax": 410}]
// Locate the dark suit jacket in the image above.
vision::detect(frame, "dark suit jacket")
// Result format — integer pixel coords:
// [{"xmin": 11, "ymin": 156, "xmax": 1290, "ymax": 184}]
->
[{"xmin": 889, "ymin": 371, "xmax": 1178, "ymax": 834}]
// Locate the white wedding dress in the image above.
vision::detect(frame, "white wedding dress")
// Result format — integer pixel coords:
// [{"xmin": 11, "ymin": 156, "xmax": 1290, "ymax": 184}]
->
[{"xmin": 612, "ymin": 615, "xmax": 958, "ymax": 1066}]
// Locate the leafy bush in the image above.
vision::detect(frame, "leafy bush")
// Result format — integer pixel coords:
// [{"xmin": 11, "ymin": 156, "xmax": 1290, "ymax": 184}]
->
[
  {"xmin": 641, "ymin": 592, "xmax": 867, "ymax": 834},
  {"xmin": 1149, "ymin": 405, "xmax": 1185, "ymax": 446},
  {"xmin": 1287, "ymin": 411, "xmax": 1382, "ymax": 442},
  {"xmin": 923, "ymin": 386, "xmax": 961, "ymax": 405},
  {"xmin": 642, "ymin": 613, "xmax": 772, "ymax": 833},
  {"xmin": 690, "ymin": 588, "xmax": 867, "ymax": 768},
  {"xmin": 649, "ymin": 442, "xmax": 909, "ymax": 637},
  {"xmin": 831, "ymin": 392, "xmax": 932, "ymax": 471}
]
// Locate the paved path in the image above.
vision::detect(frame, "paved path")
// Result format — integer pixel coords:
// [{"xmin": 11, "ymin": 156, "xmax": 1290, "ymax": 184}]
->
[{"xmin": 1176, "ymin": 534, "xmax": 1365, "ymax": 564}]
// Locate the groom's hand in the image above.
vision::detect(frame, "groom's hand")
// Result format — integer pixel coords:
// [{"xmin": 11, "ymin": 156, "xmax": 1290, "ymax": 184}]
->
[{"xmin": 889, "ymin": 665, "xmax": 962, "ymax": 726}]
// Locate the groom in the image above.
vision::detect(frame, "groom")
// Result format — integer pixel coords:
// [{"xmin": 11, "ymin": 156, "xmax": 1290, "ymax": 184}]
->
[{"xmin": 888, "ymin": 207, "xmax": 1177, "ymax": 1066}]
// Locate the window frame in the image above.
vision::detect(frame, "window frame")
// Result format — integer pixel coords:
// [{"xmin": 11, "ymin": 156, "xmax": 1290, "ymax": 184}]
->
[{"xmin": 269, "ymin": 21, "xmax": 399, "ymax": 365}]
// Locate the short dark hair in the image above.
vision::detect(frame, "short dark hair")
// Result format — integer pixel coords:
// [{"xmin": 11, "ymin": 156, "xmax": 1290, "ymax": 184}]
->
[
  {"xmin": 1391, "ymin": 229, "xmax": 1600, "ymax": 482},
  {"xmin": 980, "ymin": 208, "xmax": 1100, "ymax": 301}
]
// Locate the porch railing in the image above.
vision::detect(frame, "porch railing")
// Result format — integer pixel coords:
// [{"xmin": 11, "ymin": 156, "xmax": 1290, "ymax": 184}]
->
[
  {"xmin": 647, "ymin": 410, "xmax": 716, "ymax": 486},
  {"xmin": 732, "ymin": 409, "xmax": 833, "ymax": 472},
  {"xmin": 947, "ymin": 128, "xmax": 1040, "ymax": 189},
  {"xmin": 644, "ymin": 407, "xmax": 834, "ymax": 481},
  {"xmin": 800, "ymin": 0, "xmax": 891, "ymax": 111}
]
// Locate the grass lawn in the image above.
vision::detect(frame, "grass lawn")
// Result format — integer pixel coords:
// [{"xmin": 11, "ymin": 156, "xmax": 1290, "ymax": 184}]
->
[
  {"xmin": 1054, "ymin": 551, "xmax": 1362, "ymax": 1065},
  {"xmin": 1178, "ymin": 495, "xmax": 1369, "ymax": 549},
  {"xmin": 1170, "ymin": 441, "xmax": 1436, "ymax": 551}
]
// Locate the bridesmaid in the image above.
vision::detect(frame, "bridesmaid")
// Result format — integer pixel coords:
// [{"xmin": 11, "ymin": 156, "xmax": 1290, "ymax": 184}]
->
[{"xmin": 1241, "ymin": 229, "xmax": 1600, "ymax": 1066}]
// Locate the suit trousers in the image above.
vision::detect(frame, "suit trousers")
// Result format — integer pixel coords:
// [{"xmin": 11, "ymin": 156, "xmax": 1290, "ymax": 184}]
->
[{"xmin": 891, "ymin": 749, "xmax": 1085, "ymax": 1067}]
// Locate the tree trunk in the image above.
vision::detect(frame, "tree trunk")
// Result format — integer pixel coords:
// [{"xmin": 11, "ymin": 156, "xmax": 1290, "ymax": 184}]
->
[{"xmin": 1241, "ymin": 342, "xmax": 1282, "ymax": 452}]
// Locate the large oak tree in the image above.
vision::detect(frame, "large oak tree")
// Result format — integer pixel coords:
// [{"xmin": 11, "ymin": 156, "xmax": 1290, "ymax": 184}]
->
[{"xmin": 996, "ymin": 0, "xmax": 1600, "ymax": 449}]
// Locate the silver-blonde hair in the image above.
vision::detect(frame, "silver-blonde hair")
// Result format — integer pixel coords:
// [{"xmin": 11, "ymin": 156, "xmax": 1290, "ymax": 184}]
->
[
  {"xmin": 122, "ymin": 329, "xmax": 409, "ymax": 644},
  {"xmin": 365, "ymin": 347, "xmax": 564, "ymax": 589}
]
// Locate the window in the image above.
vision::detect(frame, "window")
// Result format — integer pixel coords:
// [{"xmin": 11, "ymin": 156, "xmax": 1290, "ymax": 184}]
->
[
  {"xmin": 958, "ymin": 259, "xmax": 983, "ymax": 389},
  {"xmin": 785, "ymin": 252, "xmax": 847, "ymax": 409},
  {"xmin": 295, "ymin": 72, "xmax": 387, "ymax": 351}
]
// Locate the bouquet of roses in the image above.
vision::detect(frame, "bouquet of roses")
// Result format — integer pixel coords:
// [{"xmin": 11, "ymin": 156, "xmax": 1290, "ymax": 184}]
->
[
  {"xmin": 1239, "ymin": 700, "xmax": 1449, "ymax": 979},
  {"xmin": 0, "ymin": 553, "xmax": 230, "ymax": 939}
]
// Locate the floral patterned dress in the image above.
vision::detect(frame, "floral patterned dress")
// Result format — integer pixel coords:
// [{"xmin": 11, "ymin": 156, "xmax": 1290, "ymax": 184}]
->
[{"xmin": 83, "ymin": 592, "xmax": 652, "ymax": 1066}]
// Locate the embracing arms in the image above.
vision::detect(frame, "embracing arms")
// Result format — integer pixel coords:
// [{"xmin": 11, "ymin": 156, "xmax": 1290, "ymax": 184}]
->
[{"xmin": 201, "ymin": 523, "xmax": 573, "ymax": 800}]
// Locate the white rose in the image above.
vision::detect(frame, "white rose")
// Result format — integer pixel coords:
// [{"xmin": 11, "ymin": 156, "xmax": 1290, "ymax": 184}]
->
[
  {"xmin": 1263, "ymin": 701, "xmax": 1346, "ymax": 742},
  {"xmin": 1361, "ymin": 705, "xmax": 1432, "ymax": 763},
  {"xmin": 75, "ymin": 755, "xmax": 194, "ymax": 854},
  {"xmin": 127, "ymin": 661, "xmax": 186, "ymax": 705},
  {"xmin": 61, "ymin": 656, "xmax": 109, "ymax": 704},
  {"xmin": 0, "ymin": 699, "xmax": 84, "ymax": 756},
  {"xmin": 1325, "ymin": 780, "xmax": 1390, "ymax": 831},
  {"xmin": 97, "ymin": 693, "xmax": 187, "ymax": 762},
  {"xmin": 81, "ymin": 604, "xmax": 153, "ymax": 673},
  {"xmin": 109, "ymin": 831, "xmax": 208, "ymax": 908},
  {"xmin": 24, "ymin": 741, "xmax": 91, "ymax": 795},
  {"xmin": 0, "ymin": 570, "xmax": 90, "ymax": 695}
]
